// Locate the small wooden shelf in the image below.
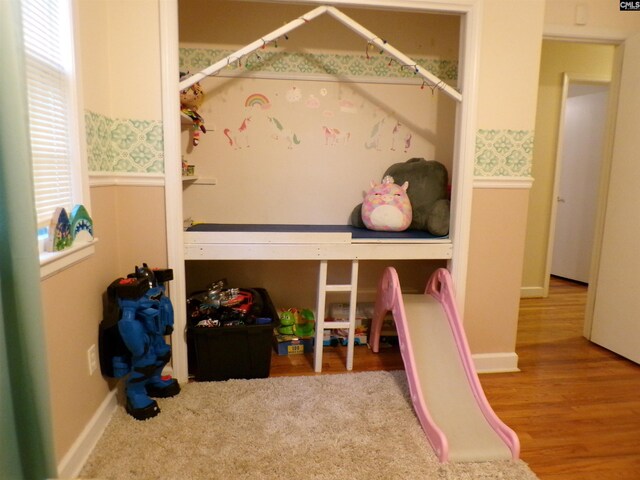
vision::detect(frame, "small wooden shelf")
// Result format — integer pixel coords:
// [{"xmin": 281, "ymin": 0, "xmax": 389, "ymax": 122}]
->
[{"xmin": 182, "ymin": 176, "xmax": 217, "ymax": 185}]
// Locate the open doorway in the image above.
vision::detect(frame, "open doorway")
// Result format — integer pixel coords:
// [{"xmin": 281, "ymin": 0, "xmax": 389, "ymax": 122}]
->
[
  {"xmin": 521, "ymin": 40, "xmax": 617, "ymax": 299},
  {"xmin": 550, "ymin": 78, "xmax": 610, "ymax": 284}
]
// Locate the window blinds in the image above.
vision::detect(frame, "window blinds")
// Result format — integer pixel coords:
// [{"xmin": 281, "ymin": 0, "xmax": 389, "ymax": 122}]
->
[{"xmin": 21, "ymin": 0, "xmax": 74, "ymax": 225}]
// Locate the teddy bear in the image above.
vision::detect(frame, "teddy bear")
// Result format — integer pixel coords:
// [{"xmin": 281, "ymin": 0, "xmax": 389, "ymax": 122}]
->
[{"xmin": 350, "ymin": 158, "xmax": 450, "ymax": 236}]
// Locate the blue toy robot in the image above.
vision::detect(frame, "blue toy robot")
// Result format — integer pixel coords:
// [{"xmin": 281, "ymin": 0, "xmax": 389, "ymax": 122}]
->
[{"xmin": 99, "ymin": 264, "xmax": 180, "ymax": 420}]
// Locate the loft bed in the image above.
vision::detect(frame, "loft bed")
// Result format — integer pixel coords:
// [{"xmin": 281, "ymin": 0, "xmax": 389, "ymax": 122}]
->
[
  {"xmin": 179, "ymin": 5, "xmax": 463, "ymax": 372},
  {"xmin": 184, "ymin": 223, "xmax": 452, "ymax": 261}
]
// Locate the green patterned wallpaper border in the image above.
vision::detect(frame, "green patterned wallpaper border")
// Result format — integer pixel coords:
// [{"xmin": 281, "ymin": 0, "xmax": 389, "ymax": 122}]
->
[
  {"xmin": 85, "ymin": 111, "xmax": 164, "ymax": 173},
  {"xmin": 180, "ymin": 47, "xmax": 458, "ymax": 83},
  {"xmin": 475, "ymin": 129, "xmax": 534, "ymax": 178}
]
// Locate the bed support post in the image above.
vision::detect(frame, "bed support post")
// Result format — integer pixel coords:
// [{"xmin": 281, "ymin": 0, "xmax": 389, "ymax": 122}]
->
[{"xmin": 314, "ymin": 259, "xmax": 359, "ymax": 372}]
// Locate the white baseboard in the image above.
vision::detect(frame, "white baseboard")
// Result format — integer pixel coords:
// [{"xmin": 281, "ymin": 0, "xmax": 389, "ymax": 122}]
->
[
  {"xmin": 56, "ymin": 389, "xmax": 118, "ymax": 479},
  {"xmin": 473, "ymin": 352, "xmax": 520, "ymax": 373}
]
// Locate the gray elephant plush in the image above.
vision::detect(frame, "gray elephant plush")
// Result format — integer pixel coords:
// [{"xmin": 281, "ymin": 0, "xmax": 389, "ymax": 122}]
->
[{"xmin": 350, "ymin": 158, "xmax": 450, "ymax": 236}]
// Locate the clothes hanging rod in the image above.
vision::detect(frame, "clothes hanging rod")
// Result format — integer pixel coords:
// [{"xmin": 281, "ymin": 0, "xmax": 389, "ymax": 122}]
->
[
  {"xmin": 325, "ymin": 6, "xmax": 462, "ymax": 102},
  {"xmin": 178, "ymin": 5, "xmax": 328, "ymax": 91},
  {"xmin": 178, "ymin": 5, "xmax": 462, "ymax": 103}
]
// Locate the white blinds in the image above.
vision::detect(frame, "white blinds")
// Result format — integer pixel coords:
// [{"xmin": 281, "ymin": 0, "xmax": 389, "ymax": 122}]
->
[{"xmin": 21, "ymin": 0, "xmax": 74, "ymax": 225}]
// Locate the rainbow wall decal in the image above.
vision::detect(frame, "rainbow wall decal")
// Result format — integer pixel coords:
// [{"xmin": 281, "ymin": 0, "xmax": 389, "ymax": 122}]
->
[{"xmin": 245, "ymin": 93, "xmax": 271, "ymax": 109}]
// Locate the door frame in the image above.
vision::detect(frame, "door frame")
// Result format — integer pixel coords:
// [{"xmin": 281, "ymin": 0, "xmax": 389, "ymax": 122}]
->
[{"xmin": 543, "ymin": 72, "xmax": 611, "ymax": 294}]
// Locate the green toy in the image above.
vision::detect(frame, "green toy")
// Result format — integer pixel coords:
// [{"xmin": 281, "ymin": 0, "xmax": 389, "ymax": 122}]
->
[{"xmin": 277, "ymin": 308, "xmax": 315, "ymax": 337}]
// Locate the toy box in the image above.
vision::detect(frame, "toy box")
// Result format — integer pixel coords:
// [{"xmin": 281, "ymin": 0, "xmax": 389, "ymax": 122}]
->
[
  {"xmin": 273, "ymin": 334, "xmax": 315, "ymax": 355},
  {"xmin": 187, "ymin": 287, "xmax": 278, "ymax": 381}
]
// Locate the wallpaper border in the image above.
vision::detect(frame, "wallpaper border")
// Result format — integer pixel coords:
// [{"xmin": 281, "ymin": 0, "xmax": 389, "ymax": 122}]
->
[
  {"xmin": 85, "ymin": 111, "xmax": 164, "ymax": 174},
  {"xmin": 180, "ymin": 47, "xmax": 458, "ymax": 83},
  {"xmin": 474, "ymin": 129, "xmax": 534, "ymax": 180}
]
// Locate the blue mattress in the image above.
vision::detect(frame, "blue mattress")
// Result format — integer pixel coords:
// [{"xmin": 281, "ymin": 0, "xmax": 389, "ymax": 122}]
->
[{"xmin": 187, "ymin": 223, "xmax": 446, "ymax": 240}]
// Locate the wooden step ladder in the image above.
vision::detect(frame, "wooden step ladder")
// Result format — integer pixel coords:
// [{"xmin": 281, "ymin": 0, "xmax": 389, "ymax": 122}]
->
[{"xmin": 314, "ymin": 259, "xmax": 359, "ymax": 372}]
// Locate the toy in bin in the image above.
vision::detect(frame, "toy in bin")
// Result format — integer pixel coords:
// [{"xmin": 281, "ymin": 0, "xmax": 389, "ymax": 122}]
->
[
  {"xmin": 98, "ymin": 264, "xmax": 180, "ymax": 421},
  {"xmin": 187, "ymin": 280, "xmax": 270, "ymax": 327}
]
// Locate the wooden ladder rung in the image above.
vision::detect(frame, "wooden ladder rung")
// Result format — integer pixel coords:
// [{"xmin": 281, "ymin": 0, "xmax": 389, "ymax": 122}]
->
[
  {"xmin": 325, "ymin": 284, "xmax": 353, "ymax": 292},
  {"xmin": 323, "ymin": 321, "xmax": 351, "ymax": 329}
]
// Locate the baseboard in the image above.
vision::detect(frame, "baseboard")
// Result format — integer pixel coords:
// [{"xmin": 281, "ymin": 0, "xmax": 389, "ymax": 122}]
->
[
  {"xmin": 56, "ymin": 389, "xmax": 118, "ymax": 479},
  {"xmin": 520, "ymin": 285, "xmax": 546, "ymax": 298},
  {"xmin": 473, "ymin": 352, "xmax": 520, "ymax": 373}
]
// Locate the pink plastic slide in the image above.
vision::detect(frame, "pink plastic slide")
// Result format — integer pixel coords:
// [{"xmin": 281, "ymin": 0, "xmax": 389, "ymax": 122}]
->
[{"xmin": 369, "ymin": 267, "xmax": 520, "ymax": 463}]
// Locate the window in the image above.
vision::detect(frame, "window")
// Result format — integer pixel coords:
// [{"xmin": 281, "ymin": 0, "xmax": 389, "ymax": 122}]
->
[{"xmin": 20, "ymin": 0, "xmax": 93, "ymax": 277}]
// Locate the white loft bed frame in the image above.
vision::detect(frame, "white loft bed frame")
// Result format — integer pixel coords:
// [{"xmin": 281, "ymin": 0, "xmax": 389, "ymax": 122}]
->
[{"xmin": 161, "ymin": 0, "xmax": 481, "ymax": 382}]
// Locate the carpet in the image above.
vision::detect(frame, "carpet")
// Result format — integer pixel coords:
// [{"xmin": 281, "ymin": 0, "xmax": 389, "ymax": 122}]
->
[{"xmin": 80, "ymin": 371, "xmax": 539, "ymax": 479}]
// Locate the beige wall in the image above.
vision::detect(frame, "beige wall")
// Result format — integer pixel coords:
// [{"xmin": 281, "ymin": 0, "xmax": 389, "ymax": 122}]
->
[
  {"xmin": 521, "ymin": 41, "xmax": 615, "ymax": 295},
  {"xmin": 544, "ymin": 0, "xmax": 640, "ymax": 40},
  {"xmin": 463, "ymin": 0, "xmax": 545, "ymax": 356},
  {"xmin": 466, "ymin": 189, "xmax": 530, "ymax": 353},
  {"xmin": 41, "ymin": 188, "xmax": 119, "ymax": 462},
  {"xmin": 179, "ymin": 1, "xmax": 459, "ymax": 226},
  {"xmin": 43, "ymin": 0, "xmax": 168, "ymax": 466}
]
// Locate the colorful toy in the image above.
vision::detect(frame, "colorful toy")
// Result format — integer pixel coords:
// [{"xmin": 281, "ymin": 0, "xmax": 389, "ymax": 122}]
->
[
  {"xmin": 180, "ymin": 72, "xmax": 206, "ymax": 146},
  {"xmin": 277, "ymin": 308, "xmax": 315, "ymax": 337},
  {"xmin": 69, "ymin": 204, "xmax": 93, "ymax": 242},
  {"xmin": 99, "ymin": 264, "xmax": 180, "ymax": 420},
  {"xmin": 361, "ymin": 175, "xmax": 412, "ymax": 232},
  {"xmin": 44, "ymin": 207, "xmax": 72, "ymax": 252}
]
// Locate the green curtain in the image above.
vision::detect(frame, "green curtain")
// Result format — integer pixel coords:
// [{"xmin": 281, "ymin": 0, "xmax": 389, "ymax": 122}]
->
[{"xmin": 0, "ymin": 0, "xmax": 57, "ymax": 478}]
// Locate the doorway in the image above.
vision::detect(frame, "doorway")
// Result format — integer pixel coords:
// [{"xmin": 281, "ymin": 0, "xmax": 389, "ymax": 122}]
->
[{"xmin": 550, "ymin": 78, "xmax": 610, "ymax": 284}]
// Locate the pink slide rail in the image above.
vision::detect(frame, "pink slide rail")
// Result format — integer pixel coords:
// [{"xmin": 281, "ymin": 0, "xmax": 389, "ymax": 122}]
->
[{"xmin": 369, "ymin": 267, "xmax": 520, "ymax": 463}]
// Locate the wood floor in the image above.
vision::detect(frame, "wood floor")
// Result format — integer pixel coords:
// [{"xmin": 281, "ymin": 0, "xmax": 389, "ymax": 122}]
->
[{"xmin": 270, "ymin": 276, "xmax": 640, "ymax": 479}]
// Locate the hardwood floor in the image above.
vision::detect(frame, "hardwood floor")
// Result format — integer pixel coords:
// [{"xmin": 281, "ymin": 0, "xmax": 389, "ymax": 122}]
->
[
  {"xmin": 481, "ymin": 277, "xmax": 640, "ymax": 480},
  {"xmin": 270, "ymin": 276, "xmax": 640, "ymax": 479}
]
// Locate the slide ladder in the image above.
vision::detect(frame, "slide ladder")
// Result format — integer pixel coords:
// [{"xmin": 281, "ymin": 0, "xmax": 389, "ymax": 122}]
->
[
  {"xmin": 314, "ymin": 260, "xmax": 359, "ymax": 372},
  {"xmin": 369, "ymin": 267, "xmax": 520, "ymax": 463}
]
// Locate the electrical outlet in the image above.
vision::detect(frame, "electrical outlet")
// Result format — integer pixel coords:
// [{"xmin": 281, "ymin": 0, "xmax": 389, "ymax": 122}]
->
[{"xmin": 87, "ymin": 344, "xmax": 97, "ymax": 375}]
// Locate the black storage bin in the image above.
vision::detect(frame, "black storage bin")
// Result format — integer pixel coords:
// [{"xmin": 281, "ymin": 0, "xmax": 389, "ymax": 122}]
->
[{"xmin": 188, "ymin": 288, "xmax": 277, "ymax": 381}]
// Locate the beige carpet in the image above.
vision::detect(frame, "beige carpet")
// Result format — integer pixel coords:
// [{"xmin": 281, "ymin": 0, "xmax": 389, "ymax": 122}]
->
[{"xmin": 81, "ymin": 371, "xmax": 539, "ymax": 479}]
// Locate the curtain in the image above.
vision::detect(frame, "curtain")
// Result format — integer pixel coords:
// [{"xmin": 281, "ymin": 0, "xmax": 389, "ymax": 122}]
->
[{"xmin": 0, "ymin": 0, "xmax": 57, "ymax": 478}]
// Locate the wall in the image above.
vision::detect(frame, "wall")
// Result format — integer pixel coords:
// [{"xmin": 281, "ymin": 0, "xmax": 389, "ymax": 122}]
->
[
  {"xmin": 42, "ymin": 0, "xmax": 168, "ymax": 472},
  {"xmin": 521, "ymin": 41, "xmax": 615, "ymax": 296},
  {"xmin": 463, "ymin": 0, "xmax": 544, "ymax": 364},
  {"xmin": 544, "ymin": 0, "xmax": 640, "ymax": 40},
  {"xmin": 520, "ymin": 2, "xmax": 640, "ymax": 296},
  {"xmin": 179, "ymin": 1, "xmax": 458, "ymax": 305},
  {"xmin": 179, "ymin": 1, "xmax": 459, "ymax": 226}
]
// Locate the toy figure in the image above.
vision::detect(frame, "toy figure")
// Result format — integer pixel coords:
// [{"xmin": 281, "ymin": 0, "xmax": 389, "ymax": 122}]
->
[
  {"xmin": 99, "ymin": 264, "xmax": 180, "ymax": 420},
  {"xmin": 361, "ymin": 175, "xmax": 412, "ymax": 232},
  {"xmin": 277, "ymin": 308, "xmax": 315, "ymax": 336},
  {"xmin": 180, "ymin": 72, "xmax": 207, "ymax": 146}
]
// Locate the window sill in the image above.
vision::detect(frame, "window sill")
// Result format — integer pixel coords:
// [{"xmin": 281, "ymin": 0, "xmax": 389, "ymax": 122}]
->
[{"xmin": 40, "ymin": 238, "xmax": 98, "ymax": 280}]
